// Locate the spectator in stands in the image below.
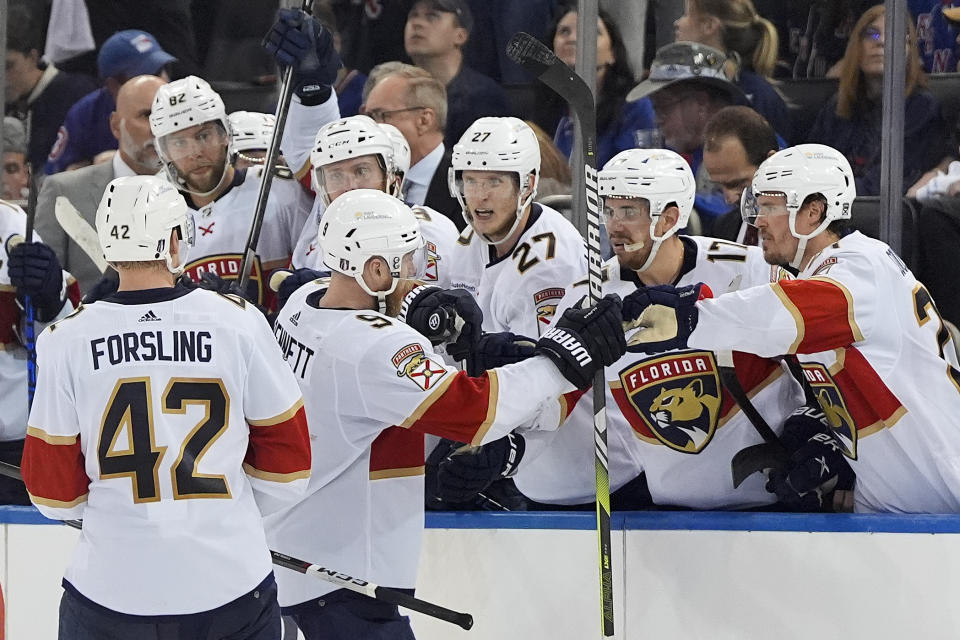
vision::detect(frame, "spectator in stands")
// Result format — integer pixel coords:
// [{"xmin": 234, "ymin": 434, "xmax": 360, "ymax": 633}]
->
[
  {"xmin": 4, "ymin": 6, "xmax": 97, "ymax": 172},
  {"xmin": 46, "ymin": 30, "xmax": 175, "ymax": 175},
  {"xmin": 35, "ymin": 75, "xmax": 167, "ymax": 293},
  {"xmin": 628, "ymin": 41, "xmax": 751, "ymax": 232},
  {"xmin": 404, "ymin": 0, "xmax": 510, "ymax": 149},
  {"xmin": 527, "ymin": 120, "xmax": 571, "ymax": 199},
  {"xmin": 363, "ymin": 63, "xmax": 464, "ymax": 227},
  {"xmin": 674, "ymin": 0, "xmax": 792, "ymax": 141},
  {"xmin": 550, "ymin": 5, "xmax": 657, "ymax": 168},
  {"xmin": 2, "ymin": 118, "xmax": 29, "ymax": 201},
  {"xmin": 702, "ymin": 105, "xmax": 779, "ymax": 243},
  {"xmin": 808, "ymin": 5, "xmax": 955, "ymax": 196}
]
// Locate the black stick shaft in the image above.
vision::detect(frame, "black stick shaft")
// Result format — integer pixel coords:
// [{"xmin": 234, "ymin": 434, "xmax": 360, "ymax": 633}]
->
[{"xmin": 237, "ymin": 0, "xmax": 312, "ymax": 295}]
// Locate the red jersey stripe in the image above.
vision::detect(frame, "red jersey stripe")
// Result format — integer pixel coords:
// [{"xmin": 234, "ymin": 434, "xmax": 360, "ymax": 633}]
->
[
  {"xmin": 244, "ymin": 404, "xmax": 311, "ymax": 480},
  {"xmin": 402, "ymin": 370, "xmax": 500, "ymax": 445},
  {"xmin": 22, "ymin": 429, "xmax": 90, "ymax": 506},
  {"xmin": 774, "ymin": 278, "xmax": 864, "ymax": 353}
]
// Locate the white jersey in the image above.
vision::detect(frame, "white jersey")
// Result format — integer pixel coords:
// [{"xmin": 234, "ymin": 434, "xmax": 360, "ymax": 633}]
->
[
  {"xmin": 293, "ymin": 201, "xmax": 458, "ymax": 288},
  {"xmin": 0, "ymin": 200, "xmax": 77, "ymax": 441},
  {"xmin": 516, "ymin": 236, "xmax": 806, "ymax": 509},
  {"xmin": 266, "ymin": 280, "xmax": 574, "ymax": 607},
  {"xmin": 447, "ymin": 204, "xmax": 587, "ymax": 337},
  {"xmin": 690, "ymin": 231, "xmax": 960, "ymax": 513},
  {"xmin": 22, "ymin": 285, "xmax": 311, "ymax": 615},
  {"xmin": 182, "ymin": 167, "xmax": 311, "ymax": 308}
]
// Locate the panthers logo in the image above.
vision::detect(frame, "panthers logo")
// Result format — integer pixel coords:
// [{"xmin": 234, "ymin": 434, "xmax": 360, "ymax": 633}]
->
[
  {"xmin": 802, "ymin": 363, "xmax": 858, "ymax": 459},
  {"xmin": 617, "ymin": 351, "xmax": 722, "ymax": 453},
  {"xmin": 392, "ymin": 344, "xmax": 448, "ymax": 391}
]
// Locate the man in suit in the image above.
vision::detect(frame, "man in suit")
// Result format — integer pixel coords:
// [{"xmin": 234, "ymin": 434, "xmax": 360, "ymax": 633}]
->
[
  {"xmin": 35, "ymin": 75, "xmax": 167, "ymax": 293},
  {"xmin": 363, "ymin": 64, "xmax": 464, "ymax": 229}
]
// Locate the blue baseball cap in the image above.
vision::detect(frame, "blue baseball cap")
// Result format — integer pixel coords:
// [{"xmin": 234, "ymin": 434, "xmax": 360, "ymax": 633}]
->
[{"xmin": 97, "ymin": 30, "xmax": 177, "ymax": 80}]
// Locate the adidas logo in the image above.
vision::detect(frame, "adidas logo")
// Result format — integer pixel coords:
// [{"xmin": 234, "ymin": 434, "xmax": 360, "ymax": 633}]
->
[
  {"xmin": 289, "ymin": 311, "xmax": 301, "ymax": 327},
  {"xmin": 138, "ymin": 310, "xmax": 161, "ymax": 323}
]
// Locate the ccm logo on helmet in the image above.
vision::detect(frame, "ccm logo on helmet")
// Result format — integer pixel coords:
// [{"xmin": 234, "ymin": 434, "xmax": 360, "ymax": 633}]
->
[{"xmin": 542, "ymin": 328, "xmax": 592, "ymax": 366}]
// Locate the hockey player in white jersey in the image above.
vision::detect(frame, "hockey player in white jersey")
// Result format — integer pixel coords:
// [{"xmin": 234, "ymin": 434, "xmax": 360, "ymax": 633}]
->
[
  {"xmin": 446, "ymin": 116, "xmax": 587, "ymax": 338},
  {"xmin": 493, "ymin": 149, "xmax": 832, "ymax": 510},
  {"xmin": 0, "ymin": 199, "xmax": 80, "ymax": 504},
  {"xmin": 22, "ymin": 175, "xmax": 312, "ymax": 639},
  {"xmin": 229, "ymin": 110, "xmax": 277, "ymax": 170},
  {"xmin": 625, "ymin": 143, "xmax": 960, "ymax": 513},
  {"xmin": 149, "ymin": 76, "xmax": 312, "ymax": 309},
  {"xmin": 266, "ymin": 189, "xmax": 625, "ymax": 638}
]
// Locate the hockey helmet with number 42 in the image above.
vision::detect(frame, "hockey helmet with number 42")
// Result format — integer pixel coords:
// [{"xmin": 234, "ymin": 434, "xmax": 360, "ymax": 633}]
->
[{"xmin": 96, "ymin": 175, "xmax": 196, "ymax": 275}]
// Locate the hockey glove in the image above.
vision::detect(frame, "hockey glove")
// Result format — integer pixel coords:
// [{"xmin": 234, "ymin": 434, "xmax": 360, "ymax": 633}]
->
[
  {"xmin": 398, "ymin": 285, "xmax": 482, "ymax": 361},
  {"xmin": 272, "ymin": 267, "xmax": 328, "ymax": 311},
  {"xmin": 765, "ymin": 406, "xmax": 854, "ymax": 511},
  {"xmin": 262, "ymin": 8, "xmax": 342, "ymax": 104},
  {"xmin": 466, "ymin": 332, "xmax": 537, "ymax": 376},
  {"xmin": 430, "ymin": 435, "xmax": 526, "ymax": 504},
  {"xmin": 536, "ymin": 293, "xmax": 626, "ymax": 390},
  {"xmin": 8, "ymin": 242, "xmax": 66, "ymax": 321},
  {"xmin": 622, "ymin": 283, "xmax": 711, "ymax": 353}
]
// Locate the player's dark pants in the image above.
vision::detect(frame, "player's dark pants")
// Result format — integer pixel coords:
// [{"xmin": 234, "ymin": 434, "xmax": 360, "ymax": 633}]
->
[
  {"xmin": 283, "ymin": 588, "xmax": 416, "ymax": 640},
  {"xmin": 58, "ymin": 573, "xmax": 281, "ymax": 640}
]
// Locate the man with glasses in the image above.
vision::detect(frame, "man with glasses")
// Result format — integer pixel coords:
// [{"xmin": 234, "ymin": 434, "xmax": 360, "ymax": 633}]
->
[
  {"xmin": 623, "ymin": 143, "xmax": 960, "ymax": 513},
  {"xmin": 147, "ymin": 76, "xmax": 312, "ymax": 309},
  {"xmin": 627, "ymin": 42, "xmax": 769, "ymax": 234},
  {"xmin": 363, "ymin": 64, "xmax": 463, "ymax": 226}
]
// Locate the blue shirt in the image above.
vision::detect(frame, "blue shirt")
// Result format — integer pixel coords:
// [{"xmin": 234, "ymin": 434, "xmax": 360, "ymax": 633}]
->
[
  {"xmin": 554, "ymin": 97, "xmax": 656, "ymax": 169},
  {"xmin": 736, "ymin": 70, "xmax": 793, "ymax": 143},
  {"xmin": 444, "ymin": 65, "xmax": 511, "ymax": 149},
  {"xmin": 45, "ymin": 87, "xmax": 116, "ymax": 174}
]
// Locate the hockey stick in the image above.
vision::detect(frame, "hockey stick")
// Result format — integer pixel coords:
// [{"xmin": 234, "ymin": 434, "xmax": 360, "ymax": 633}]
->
[
  {"xmin": 53, "ymin": 197, "xmax": 109, "ymax": 273},
  {"xmin": 0, "ymin": 461, "xmax": 473, "ymax": 630},
  {"xmin": 237, "ymin": 0, "xmax": 312, "ymax": 296},
  {"xmin": 506, "ymin": 32, "xmax": 614, "ymax": 636},
  {"xmin": 6, "ymin": 164, "xmax": 40, "ymax": 408}
]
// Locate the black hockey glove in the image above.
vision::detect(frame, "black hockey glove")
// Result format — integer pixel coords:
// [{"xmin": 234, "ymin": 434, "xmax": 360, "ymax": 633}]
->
[
  {"xmin": 262, "ymin": 8, "xmax": 342, "ymax": 104},
  {"xmin": 622, "ymin": 283, "xmax": 711, "ymax": 353},
  {"xmin": 81, "ymin": 272, "xmax": 119, "ymax": 304},
  {"xmin": 271, "ymin": 267, "xmax": 328, "ymax": 311},
  {"xmin": 7, "ymin": 241, "xmax": 66, "ymax": 321},
  {"xmin": 536, "ymin": 294, "xmax": 626, "ymax": 390},
  {"xmin": 398, "ymin": 285, "xmax": 482, "ymax": 361},
  {"xmin": 765, "ymin": 406, "xmax": 854, "ymax": 511},
  {"xmin": 466, "ymin": 332, "xmax": 537, "ymax": 376},
  {"xmin": 428, "ymin": 434, "xmax": 526, "ymax": 504}
]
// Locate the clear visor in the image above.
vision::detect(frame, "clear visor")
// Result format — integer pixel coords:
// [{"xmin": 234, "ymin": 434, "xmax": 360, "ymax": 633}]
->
[
  {"xmin": 316, "ymin": 157, "xmax": 388, "ymax": 205},
  {"xmin": 158, "ymin": 123, "xmax": 228, "ymax": 163},
  {"xmin": 741, "ymin": 187, "xmax": 789, "ymax": 227},
  {"xmin": 600, "ymin": 196, "xmax": 651, "ymax": 224},
  {"xmin": 396, "ymin": 238, "xmax": 429, "ymax": 281}
]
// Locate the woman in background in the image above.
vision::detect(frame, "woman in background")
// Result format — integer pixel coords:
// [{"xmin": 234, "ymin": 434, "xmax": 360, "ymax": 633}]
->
[
  {"xmin": 808, "ymin": 5, "xmax": 954, "ymax": 196},
  {"xmin": 550, "ymin": 5, "xmax": 657, "ymax": 168},
  {"xmin": 674, "ymin": 0, "xmax": 792, "ymax": 141}
]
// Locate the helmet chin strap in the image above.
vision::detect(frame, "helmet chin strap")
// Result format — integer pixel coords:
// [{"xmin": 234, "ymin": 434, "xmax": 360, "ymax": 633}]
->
[
  {"xmin": 789, "ymin": 237, "xmax": 808, "ymax": 270},
  {"xmin": 168, "ymin": 153, "xmax": 232, "ymax": 198},
  {"xmin": 356, "ymin": 273, "xmax": 395, "ymax": 315},
  {"xmin": 468, "ymin": 181, "xmax": 535, "ymax": 247}
]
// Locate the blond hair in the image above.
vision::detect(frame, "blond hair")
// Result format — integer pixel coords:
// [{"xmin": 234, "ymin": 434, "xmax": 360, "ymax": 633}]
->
[{"xmin": 690, "ymin": 0, "xmax": 779, "ymax": 78}]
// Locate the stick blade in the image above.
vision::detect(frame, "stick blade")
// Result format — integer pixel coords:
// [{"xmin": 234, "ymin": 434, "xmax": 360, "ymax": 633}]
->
[
  {"xmin": 731, "ymin": 442, "xmax": 789, "ymax": 488},
  {"xmin": 54, "ymin": 197, "xmax": 109, "ymax": 273},
  {"xmin": 506, "ymin": 31, "xmax": 557, "ymax": 76}
]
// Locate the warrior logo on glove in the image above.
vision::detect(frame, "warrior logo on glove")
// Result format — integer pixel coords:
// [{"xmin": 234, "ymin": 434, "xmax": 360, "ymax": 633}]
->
[
  {"xmin": 799, "ymin": 363, "xmax": 858, "ymax": 459},
  {"xmin": 612, "ymin": 351, "xmax": 722, "ymax": 454}
]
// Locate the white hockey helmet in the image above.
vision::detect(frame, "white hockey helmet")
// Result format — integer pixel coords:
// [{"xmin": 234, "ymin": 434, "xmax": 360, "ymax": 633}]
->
[
  {"xmin": 598, "ymin": 148, "xmax": 695, "ymax": 272},
  {"xmin": 96, "ymin": 175, "xmax": 196, "ymax": 275},
  {"xmin": 741, "ymin": 143, "xmax": 855, "ymax": 268},
  {"xmin": 150, "ymin": 76, "xmax": 232, "ymax": 196},
  {"xmin": 319, "ymin": 189, "xmax": 427, "ymax": 312},
  {"xmin": 228, "ymin": 111, "xmax": 275, "ymax": 155},
  {"xmin": 310, "ymin": 115, "xmax": 401, "ymax": 206},
  {"xmin": 380, "ymin": 123, "xmax": 411, "ymax": 185},
  {"xmin": 448, "ymin": 117, "xmax": 541, "ymax": 245}
]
